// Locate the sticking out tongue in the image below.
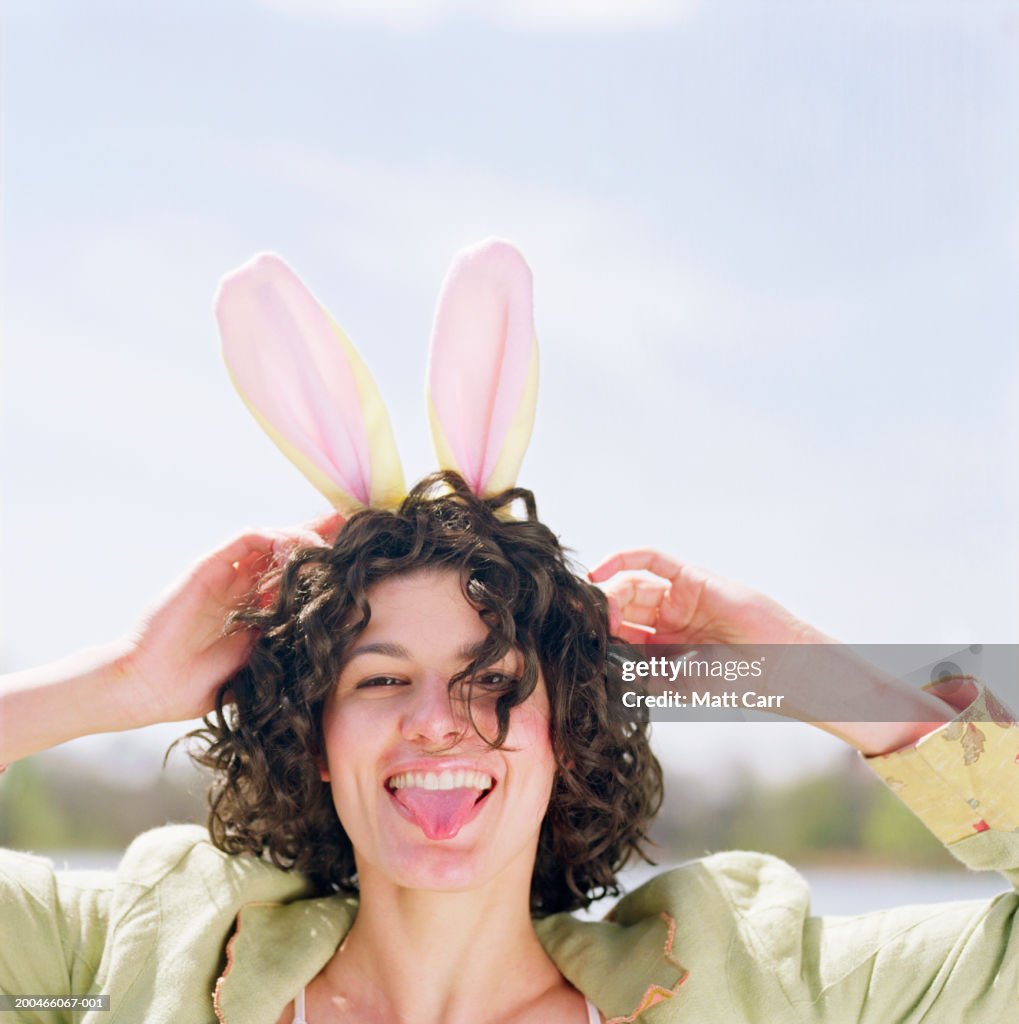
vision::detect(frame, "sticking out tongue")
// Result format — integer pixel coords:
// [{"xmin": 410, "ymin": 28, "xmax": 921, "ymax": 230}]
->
[{"xmin": 389, "ymin": 787, "xmax": 487, "ymax": 840}]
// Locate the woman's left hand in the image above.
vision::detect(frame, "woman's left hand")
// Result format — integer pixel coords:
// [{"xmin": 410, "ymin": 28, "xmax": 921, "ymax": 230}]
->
[
  {"xmin": 589, "ymin": 548, "xmax": 958, "ymax": 755},
  {"xmin": 589, "ymin": 548, "xmax": 827, "ymax": 647}
]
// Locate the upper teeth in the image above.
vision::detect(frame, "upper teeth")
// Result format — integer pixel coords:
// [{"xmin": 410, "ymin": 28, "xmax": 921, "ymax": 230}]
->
[{"xmin": 388, "ymin": 769, "xmax": 494, "ymax": 791}]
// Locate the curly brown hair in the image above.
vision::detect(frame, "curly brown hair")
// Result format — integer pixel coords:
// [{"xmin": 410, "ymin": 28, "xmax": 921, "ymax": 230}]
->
[{"xmin": 186, "ymin": 471, "xmax": 663, "ymax": 915}]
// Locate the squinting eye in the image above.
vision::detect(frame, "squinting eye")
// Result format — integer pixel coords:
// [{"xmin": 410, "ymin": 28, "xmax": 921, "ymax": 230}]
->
[
  {"xmin": 356, "ymin": 676, "xmax": 408, "ymax": 689},
  {"xmin": 474, "ymin": 673, "xmax": 518, "ymax": 689}
]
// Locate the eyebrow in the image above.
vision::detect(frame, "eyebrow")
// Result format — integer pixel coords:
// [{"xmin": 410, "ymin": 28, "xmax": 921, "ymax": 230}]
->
[{"xmin": 344, "ymin": 639, "xmax": 495, "ymax": 664}]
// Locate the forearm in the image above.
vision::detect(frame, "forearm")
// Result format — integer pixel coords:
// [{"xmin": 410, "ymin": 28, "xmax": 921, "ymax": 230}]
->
[
  {"xmin": 809, "ymin": 650, "xmax": 957, "ymax": 755},
  {"xmin": 813, "ymin": 705, "xmax": 956, "ymax": 756},
  {"xmin": 0, "ymin": 641, "xmax": 139, "ymax": 765},
  {"xmin": 766, "ymin": 641, "xmax": 960, "ymax": 755}
]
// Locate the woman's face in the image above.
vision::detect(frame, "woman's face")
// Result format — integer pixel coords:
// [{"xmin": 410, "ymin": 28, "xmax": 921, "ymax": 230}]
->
[{"xmin": 321, "ymin": 568, "xmax": 556, "ymax": 894}]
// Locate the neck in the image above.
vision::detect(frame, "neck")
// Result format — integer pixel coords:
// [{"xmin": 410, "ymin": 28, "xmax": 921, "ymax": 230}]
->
[{"xmin": 319, "ymin": 860, "xmax": 563, "ymax": 1024}]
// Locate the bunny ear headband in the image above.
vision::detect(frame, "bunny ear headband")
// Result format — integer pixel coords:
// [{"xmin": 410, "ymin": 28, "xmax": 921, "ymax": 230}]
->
[{"xmin": 215, "ymin": 239, "xmax": 539, "ymax": 520}]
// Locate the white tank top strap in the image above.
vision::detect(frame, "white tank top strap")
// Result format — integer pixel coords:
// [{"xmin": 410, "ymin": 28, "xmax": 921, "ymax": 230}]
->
[
  {"xmin": 294, "ymin": 985, "xmax": 600, "ymax": 1023},
  {"xmin": 293, "ymin": 986, "xmax": 308, "ymax": 1024}
]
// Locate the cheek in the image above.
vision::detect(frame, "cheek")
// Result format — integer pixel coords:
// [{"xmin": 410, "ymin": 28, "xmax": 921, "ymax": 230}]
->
[
  {"xmin": 317, "ymin": 700, "xmax": 376, "ymax": 785},
  {"xmin": 318, "ymin": 703, "xmax": 339, "ymax": 782},
  {"xmin": 318, "ymin": 709, "xmax": 381, "ymax": 837},
  {"xmin": 512, "ymin": 703, "xmax": 553, "ymax": 750},
  {"xmin": 508, "ymin": 703, "xmax": 557, "ymax": 791}
]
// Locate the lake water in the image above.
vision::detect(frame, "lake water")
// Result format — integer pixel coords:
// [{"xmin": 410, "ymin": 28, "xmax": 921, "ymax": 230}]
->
[
  {"xmin": 579, "ymin": 861, "xmax": 1011, "ymax": 919},
  {"xmin": 44, "ymin": 851, "xmax": 1013, "ymax": 919}
]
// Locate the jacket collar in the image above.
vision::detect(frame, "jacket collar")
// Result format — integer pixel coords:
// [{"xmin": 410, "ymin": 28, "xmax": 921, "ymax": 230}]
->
[
  {"xmin": 214, "ymin": 893, "xmax": 356, "ymax": 1023},
  {"xmin": 537, "ymin": 908, "xmax": 688, "ymax": 1022},
  {"xmin": 214, "ymin": 893, "xmax": 688, "ymax": 1024}
]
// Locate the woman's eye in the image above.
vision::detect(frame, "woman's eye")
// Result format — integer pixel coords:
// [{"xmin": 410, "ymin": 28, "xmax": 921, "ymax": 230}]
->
[
  {"xmin": 475, "ymin": 672, "xmax": 517, "ymax": 689},
  {"xmin": 356, "ymin": 676, "xmax": 407, "ymax": 689}
]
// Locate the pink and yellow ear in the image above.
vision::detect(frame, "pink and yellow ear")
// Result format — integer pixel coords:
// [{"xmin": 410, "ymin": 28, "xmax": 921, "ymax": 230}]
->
[
  {"xmin": 426, "ymin": 239, "xmax": 539, "ymax": 496},
  {"xmin": 216, "ymin": 253, "xmax": 406, "ymax": 517}
]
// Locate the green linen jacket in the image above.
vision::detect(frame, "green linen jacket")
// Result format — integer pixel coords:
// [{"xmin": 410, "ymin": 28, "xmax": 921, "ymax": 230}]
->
[{"xmin": 1, "ymin": 685, "xmax": 1017, "ymax": 1024}]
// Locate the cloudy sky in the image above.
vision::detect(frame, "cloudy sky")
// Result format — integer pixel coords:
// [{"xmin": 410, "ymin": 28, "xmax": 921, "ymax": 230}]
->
[{"xmin": 3, "ymin": 0, "xmax": 1018, "ymax": 785}]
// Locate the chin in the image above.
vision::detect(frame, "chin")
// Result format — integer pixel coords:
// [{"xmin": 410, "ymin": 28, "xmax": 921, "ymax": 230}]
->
[{"xmin": 383, "ymin": 834, "xmax": 498, "ymax": 891}]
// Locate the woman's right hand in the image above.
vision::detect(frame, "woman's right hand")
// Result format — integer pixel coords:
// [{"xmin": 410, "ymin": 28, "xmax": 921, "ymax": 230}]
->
[
  {"xmin": 0, "ymin": 515, "xmax": 340, "ymax": 765},
  {"xmin": 112, "ymin": 515, "xmax": 342, "ymax": 728}
]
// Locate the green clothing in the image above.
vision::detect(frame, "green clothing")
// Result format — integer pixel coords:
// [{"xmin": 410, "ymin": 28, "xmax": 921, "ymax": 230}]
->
[
  {"xmin": 2, "ymin": 825, "xmax": 1016, "ymax": 1024},
  {"xmin": 2, "ymin": 685, "xmax": 1018, "ymax": 1023}
]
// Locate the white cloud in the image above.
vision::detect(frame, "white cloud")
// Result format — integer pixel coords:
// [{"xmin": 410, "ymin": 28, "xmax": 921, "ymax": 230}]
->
[{"xmin": 259, "ymin": 0, "xmax": 700, "ymax": 32}]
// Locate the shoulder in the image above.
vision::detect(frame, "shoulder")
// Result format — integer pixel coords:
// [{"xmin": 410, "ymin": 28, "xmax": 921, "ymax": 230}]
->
[
  {"xmin": 608, "ymin": 852, "xmax": 992, "ymax": 1014},
  {"xmin": 2, "ymin": 824, "xmax": 316, "ymax": 929},
  {"xmin": 610, "ymin": 849, "xmax": 810, "ymax": 929},
  {"xmin": 112, "ymin": 823, "xmax": 318, "ymax": 915},
  {"xmin": 0, "ymin": 827, "xmax": 246, "ymax": 997},
  {"xmin": 114, "ymin": 823, "xmax": 259, "ymax": 885},
  {"xmin": 1, "ymin": 826, "xmax": 322, "ymax": 1016},
  {"xmin": 613, "ymin": 849, "xmax": 967, "ymax": 958},
  {"xmin": 538, "ymin": 853, "xmax": 807, "ymax": 1023},
  {"xmin": 99, "ymin": 822, "xmax": 221, "ymax": 889},
  {"xmin": 542, "ymin": 851, "xmax": 1010, "ymax": 1020}
]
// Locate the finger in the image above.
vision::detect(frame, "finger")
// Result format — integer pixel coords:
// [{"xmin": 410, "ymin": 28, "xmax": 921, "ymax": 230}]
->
[
  {"xmin": 232, "ymin": 546, "xmax": 274, "ymax": 572},
  {"xmin": 614, "ymin": 622, "xmax": 656, "ymax": 645},
  {"xmin": 598, "ymin": 577, "xmax": 668, "ymax": 606},
  {"xmin": 605, "ymin": 593, "xmax": 623, "ymax": 634},
  {"xmin": 603, "ymin": 578, "xmax": 669, "ymax": 627},
  {"xmin": 214, "ymin": 531, "xmax": 278, "ymax": 566},
  {"xmin": 621, "ymin": 578, "xmax": 670, "ymax": 608},
  {"xmin": 284, "ymin": 509, "xmax": 348, "ymax": 548},
  {"xmin": 601, "ymin": 577, "xmax": 637, "ymax": 609},
  {"xmin": 270, "ymin": 513, "xmax": 347, "ymax": 562},
  {"xmin": 299, "ymin": 510, "xmax": 346, "ymax": 544},
  {"xmin": 188, "ymin": 531, "xmax": 279, "ymax": 596},
  {"xmin": 588, "ymin": 549, "xmax": 686, "ymax": 585},
  {"xmin": 619, "ymin": 605, "xmax": 659, "ymax": 628},
  {"xmin": 225, "ymin": 550, "xmax": 273, "ymax": 600},
  {"xmin": 270, "ymin": 532, "xmax": 315, "ymax": 561},
  {"xmin": 202, "ymin": 628, "xmax": 259, "ymax": 682}
]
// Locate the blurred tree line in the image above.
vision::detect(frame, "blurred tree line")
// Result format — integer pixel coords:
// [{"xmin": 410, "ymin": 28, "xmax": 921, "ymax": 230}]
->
[
  {"xmin": 649, "ymin": 748, "xmax": 958, "ymax": 870},
  {"xmin": 0, "ymin": 747, "xmax": 957, "ymax": 871},
  {"xmin": 0, "ymin": 755, "xmax": 208, "ymax": 852}
]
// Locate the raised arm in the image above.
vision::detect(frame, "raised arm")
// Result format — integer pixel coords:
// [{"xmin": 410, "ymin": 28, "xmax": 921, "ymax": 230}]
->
[
  {"xmin": 0, "ymin": 517, "xmax": 340, "ymax": 767},
  {"xmin": 589, "ymin": 549, "xmax": 1019, "ymax": 1023},
  {"xmin": 589, "ymin": 548, "xmax": 958, "ymax": 754}
]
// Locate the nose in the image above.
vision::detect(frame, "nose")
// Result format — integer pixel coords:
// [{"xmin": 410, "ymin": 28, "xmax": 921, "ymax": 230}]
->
[{"xmin": 400, "ymin": 672, "xmax": 468, "ymax": 747}]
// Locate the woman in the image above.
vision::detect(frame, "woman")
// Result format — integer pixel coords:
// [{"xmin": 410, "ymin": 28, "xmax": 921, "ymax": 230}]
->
[
  {"xmin": 4, "ymin": 241, "xmax": 1017, "ymax": 1022},
  {"xmin": 2, "ymin": 471, "xmax": 1017, "ymax": 1024}
]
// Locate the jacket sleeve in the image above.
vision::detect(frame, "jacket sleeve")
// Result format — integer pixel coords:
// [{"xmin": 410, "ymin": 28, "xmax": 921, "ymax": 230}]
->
[
  {"xmin": 0, "ymin": 849, "xmax": 115, "ymax": 1023},
  {"xmin": 0, "ymin": 824, "xmax": 233, "ymax": 1024},
  {"xmin": 0, "ymin": 824, "xmax": 325, "ymax": 1024},
  {"xmin": 717, "ymin": 681, "xmax": 1019, "ymax": 1024},
  {"xmin": 862, "ymin": 681, "xmax": 1019, "ymax": 848}
]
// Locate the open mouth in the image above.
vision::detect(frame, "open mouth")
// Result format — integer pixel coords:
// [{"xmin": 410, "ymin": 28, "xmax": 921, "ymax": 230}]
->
[{"xmin": 384, "ymin": 769, "xmax": 496, "ymax": 840}]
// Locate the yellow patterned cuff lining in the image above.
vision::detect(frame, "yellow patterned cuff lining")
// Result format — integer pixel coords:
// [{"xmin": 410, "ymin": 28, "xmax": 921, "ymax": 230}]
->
[{"xmin": 862, "ymin": 681, "xmax": 1019, "ymax": 845}]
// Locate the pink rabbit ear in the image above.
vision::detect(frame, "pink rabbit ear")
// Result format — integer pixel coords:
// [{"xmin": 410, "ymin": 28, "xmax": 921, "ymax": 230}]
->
[
  {"xmin": 426, "ymin": 239, "xmax": 539, "ymax": 496},
  {"xmin": 216, "ymin": 253, "xmax": 405, "ymax": 516}
]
